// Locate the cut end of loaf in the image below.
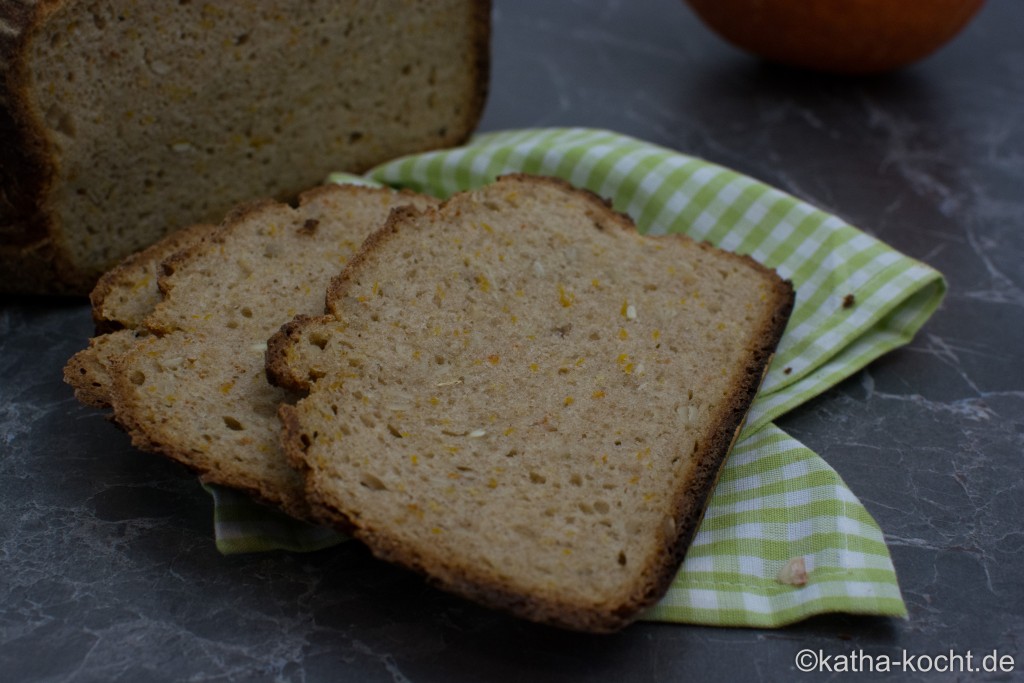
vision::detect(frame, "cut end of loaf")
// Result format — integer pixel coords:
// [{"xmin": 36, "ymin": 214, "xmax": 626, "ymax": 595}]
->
[{"xmin": 3, "ymin": 0, "xmax": 490, "ymax": 294}]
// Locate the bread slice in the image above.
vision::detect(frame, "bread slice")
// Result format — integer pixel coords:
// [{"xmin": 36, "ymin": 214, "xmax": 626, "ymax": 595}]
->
[
  {"xmin": 95, "ymin": 184, "xmax": 437, "ymax": 519},
  {"xmin": 1, "ymin": 0, "xmax": 490, "ymax": 294},
  {"xmin": 266, "ymin": 174, "xmax": 794, "ymax": 631},
  {"xmin": 64, "ymin": 223, "xmax": 215, "ymax": 409}
]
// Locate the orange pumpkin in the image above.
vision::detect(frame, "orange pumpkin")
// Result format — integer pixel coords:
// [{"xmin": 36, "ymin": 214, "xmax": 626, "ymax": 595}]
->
[{"xmin": 684, "ymin": 0, "xmax": 986, "ymax": 74}]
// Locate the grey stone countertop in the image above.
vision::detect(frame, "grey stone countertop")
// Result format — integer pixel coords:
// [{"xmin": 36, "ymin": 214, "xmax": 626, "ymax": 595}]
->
[{"xmin": 2, "ymin": 1, "xmax": 1022, "ymax": 681}]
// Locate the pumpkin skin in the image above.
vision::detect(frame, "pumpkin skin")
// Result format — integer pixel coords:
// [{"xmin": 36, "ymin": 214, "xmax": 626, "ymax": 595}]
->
[{"xmin": 684, "ymin": 0, "xmax": 986, "ymax": 74}]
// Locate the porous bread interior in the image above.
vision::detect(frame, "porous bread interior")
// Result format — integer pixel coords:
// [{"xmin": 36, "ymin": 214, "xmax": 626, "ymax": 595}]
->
[
  {"xmin": 108, "ymin": 186, "xmax": 437, "ymax": 517},
  {"xmin": 24, "ymin": 0, "xmax": 485, "ymax": 286},
  {"xmin": 275, "ymin": 176, "xmax": 792, "ymax": 625}
]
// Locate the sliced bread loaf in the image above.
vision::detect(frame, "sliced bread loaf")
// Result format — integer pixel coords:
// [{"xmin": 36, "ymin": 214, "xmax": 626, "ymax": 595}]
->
[
  {"xmin": 266, "ymin": 174, "xmax": 794, "ymax": 631},
  {"xmin": 1, "ymin": 0, "xmax": 489, "ymax": 294},
  {"xmin": 84, "ymin": 184, "xmax": 437, "ymax": 518}
]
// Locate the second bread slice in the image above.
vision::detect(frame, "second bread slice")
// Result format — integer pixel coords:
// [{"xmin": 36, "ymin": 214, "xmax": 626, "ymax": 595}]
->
[{"xmin": 103, "ymin": 184, "xmax": 437, "ymax": 519}]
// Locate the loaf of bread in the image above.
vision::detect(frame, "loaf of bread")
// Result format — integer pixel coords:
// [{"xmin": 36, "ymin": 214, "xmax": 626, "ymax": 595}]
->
[
  {"xmin": 66, "ymin": 184, "xmax": 437, "ymax": 519},
  {"xmin": 1, "ymin": 0, "xmax": 489, "ymax": 294},
  {"xmin": 266, "ymin": 174, "xmax": 794, "ymax": 631}
]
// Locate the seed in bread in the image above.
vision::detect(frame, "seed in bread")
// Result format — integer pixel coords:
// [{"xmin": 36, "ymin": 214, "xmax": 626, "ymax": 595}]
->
[{"xmin": 266, "ymin": 174, "xmax": 794, "ymax": 631}]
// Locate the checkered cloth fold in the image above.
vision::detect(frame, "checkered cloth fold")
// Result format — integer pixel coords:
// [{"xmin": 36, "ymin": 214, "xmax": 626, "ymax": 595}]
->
[{"xmin": 208, "ymin": 128, "xmax": 944, "ymax": 627}]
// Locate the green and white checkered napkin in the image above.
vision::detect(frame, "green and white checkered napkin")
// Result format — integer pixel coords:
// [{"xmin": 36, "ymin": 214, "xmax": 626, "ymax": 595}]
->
[{"xmin": 208, "ymin": 128, "xmax": 945, "ymax": 628}]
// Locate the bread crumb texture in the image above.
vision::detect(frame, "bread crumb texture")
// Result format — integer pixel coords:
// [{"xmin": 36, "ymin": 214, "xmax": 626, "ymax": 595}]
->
[{"xmin": 271, "ymin": 174, "xmax": 793, "ymax": 631}]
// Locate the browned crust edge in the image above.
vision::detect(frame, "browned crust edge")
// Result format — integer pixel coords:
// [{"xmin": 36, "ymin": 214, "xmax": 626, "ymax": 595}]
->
[
  {"xmin": 641, "ymin": 261, "xmax": 794, "ymax": 620},
  {"xmin": 94, "ymin": 193, "xmax": 323, "ymax": 517},
  {"xmin": 147, "ymin": 199, "xmax": 284, "ymax": 319},
  {"xmin": 63, "ymin": 347, "xmax": 114, "ymax": 409},
  {"xmin": 457, "ymin": 0, "xmax": 492, "ymax": 147},
  {"xmin": 65, "ymin": 220, "xmax": 218, "ymax": 406},
  {"xmin": 274, "ymin": 174, "xmax": 795, "ymax": 632},
  {"xmin": 322, "ymin": 173, "xmax": 637, "ymax": 314},
  {"xmin": 264, "ymin": 314, "xmax": 321, "ymax": 394},
  {"xmin": 0, "ymin": 1, "xmax": 69, "ymax": 292}
]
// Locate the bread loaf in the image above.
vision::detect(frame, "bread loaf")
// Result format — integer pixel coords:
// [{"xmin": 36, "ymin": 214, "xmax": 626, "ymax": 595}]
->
[
  {"xmin": 266, "ymin": 174, "xmax": 794, "ymax": 631},
  {"xmin": 1, "ymin": 0, "xmax": 489, "ymax": 294},
  {"xmin": 67, "ymin": 183, "xmax": 437, "ymax": 519}
]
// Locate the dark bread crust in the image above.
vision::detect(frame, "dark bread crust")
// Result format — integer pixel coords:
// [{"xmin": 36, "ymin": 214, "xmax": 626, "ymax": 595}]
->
[
  {"xmin": 96, "ymin": 197, "xmax": 319, "ymax": 521},
  {"xmin": 96, "ymin": 194, "xmax": 321, "ymax": 520},
  {"xmin": 99, "ymin": 196, "xmax": 323, "ymax": 518},
  {"xmin": 264, "ymin": 193, "xmax": 437, "ymax": 391},
  {"xmin": 322, "ymin": 173, "xmax": 639, "ymax": 313},
  {"xmin": 265, "ymin": 314, "xmax": 326, "ymax": 394},
  {"xmin": 460, "ymin": 0, "xmax": 492, "ymax": 148},
  {"xmin": 146, "ymin": 200, "xmax": 283, "ymax": 325},
  {"xmin": 0, "ymin": 1, "xmax": 70, "ymax": 292},
  {"xmin": 642, "ymin": 259, "xmax": 793, "ymax": 618},
  {"xmin": 271, "ymin": 174, "xmax": 795, "ymax": 632}
]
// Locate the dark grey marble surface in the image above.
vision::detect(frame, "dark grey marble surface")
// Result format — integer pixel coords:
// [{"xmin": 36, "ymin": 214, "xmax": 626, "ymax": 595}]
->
[{"xmin": 2, "ymin": 1, "xmax": 1022, "ymax": 681}]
